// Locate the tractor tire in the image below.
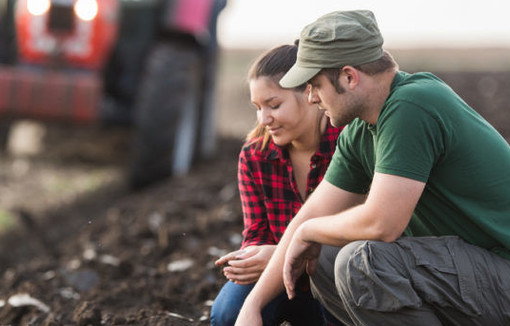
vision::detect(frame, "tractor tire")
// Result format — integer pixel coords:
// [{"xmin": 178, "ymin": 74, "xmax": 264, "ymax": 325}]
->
[
  {"xmin": 0, "ymin": 121, "xmax": 11, "ymax": 153},
  {"xmin": 129, "ymin": 42, "xmax": 203, "ymax": 189}
]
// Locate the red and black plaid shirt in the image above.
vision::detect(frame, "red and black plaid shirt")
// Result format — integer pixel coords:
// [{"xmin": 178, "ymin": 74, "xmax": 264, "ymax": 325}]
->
[{"xmin": 238, "ymin": 122, "xmax": 343, "ymax": 248}]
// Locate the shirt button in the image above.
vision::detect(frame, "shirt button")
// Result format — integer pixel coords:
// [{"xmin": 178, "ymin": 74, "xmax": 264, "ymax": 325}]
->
[{"xmin": 311, "ymin": 163, "xmax": 317, "ymax": 168}]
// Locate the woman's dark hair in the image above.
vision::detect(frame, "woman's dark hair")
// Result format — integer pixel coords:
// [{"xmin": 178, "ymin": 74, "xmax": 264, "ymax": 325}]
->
[
  {"xmin": 246, "ymin": 41, "xmax": 306, "ymax": 149},
  {"xmin": 248, "ymin": 40, "xmax": 306, "ymax": 92}
]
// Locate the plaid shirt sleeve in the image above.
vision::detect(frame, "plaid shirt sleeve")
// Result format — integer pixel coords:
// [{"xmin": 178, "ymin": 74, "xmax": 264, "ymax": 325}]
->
[{"xmin": 238, "ymin": 144, "xmax": 276, "ymax": 248}]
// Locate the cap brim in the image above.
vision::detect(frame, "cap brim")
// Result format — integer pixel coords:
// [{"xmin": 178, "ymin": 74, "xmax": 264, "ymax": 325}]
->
[{"xmin": 279, "ymin": 64, "xmax": 321, "ymax": 89}]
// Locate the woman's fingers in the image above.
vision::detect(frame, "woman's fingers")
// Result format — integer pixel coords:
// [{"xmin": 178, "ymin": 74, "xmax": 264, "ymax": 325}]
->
[
  {"xmin": 223, "ymin": 263, "xmax": 262, "ymax": 276},
  {"xmin": 218, "ymin": 245, "xmax": 277, "ymax": 283},
  {"xmin": 214, "ymin": 249, "xmax": 247, "ymax": 266},
  {"xmin": 224, "ymin": 271, "xmax": 260, "ymax": 284},
  {"xmin": 234, "ymin": 246, "xmax": 260, "ymax": 260}
]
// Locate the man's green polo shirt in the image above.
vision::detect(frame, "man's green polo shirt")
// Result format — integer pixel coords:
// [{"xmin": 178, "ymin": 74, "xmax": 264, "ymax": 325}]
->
[{"xmin": 325, "ymin": 71, "xmax": 510, "ymax": 258}]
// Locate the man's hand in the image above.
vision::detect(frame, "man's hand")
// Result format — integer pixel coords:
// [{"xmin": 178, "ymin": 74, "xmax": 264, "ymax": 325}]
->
[
  {"xmin": 283, "ymin": 225, "xmax": 321, "ymax": 299},
  {"xmin": 215, "ymin": 245, "xmax": 276, "ymax": 285}
]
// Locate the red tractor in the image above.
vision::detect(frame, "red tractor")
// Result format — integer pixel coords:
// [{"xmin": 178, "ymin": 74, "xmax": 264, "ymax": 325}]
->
[{"xmin": 0, "ymin": 0, "xmax": 226, "ymax": 188}]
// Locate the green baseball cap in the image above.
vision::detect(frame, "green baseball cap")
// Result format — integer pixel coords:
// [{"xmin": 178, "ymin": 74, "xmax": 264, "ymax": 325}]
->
[{"xmin": 280, "ymin": 10, "xmax": 384, "ymax": 88}]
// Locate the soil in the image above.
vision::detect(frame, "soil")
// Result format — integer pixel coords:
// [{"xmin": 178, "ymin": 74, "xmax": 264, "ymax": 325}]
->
[
  {"xmin": 0, "ymin": 48, "xmax": 509, "ymax": 326},
  {"xmin": 0, "ymin": 47, "xmax": 250, "ymax": 324},
  {"xmin": 0, "ymin": 133, "xmax": 244, "ymax": 326}
]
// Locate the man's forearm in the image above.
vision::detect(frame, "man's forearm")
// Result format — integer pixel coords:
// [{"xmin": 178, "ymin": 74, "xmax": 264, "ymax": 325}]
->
[
  {"xmin": 299, "ymin": 173, "xmax": 424, "ymax": 246},
  {"xmin": 240, "ymin": 211, "xmax": 305, "ymax": 308}
]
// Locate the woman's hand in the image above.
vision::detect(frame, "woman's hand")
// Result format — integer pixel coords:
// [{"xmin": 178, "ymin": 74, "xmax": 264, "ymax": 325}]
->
[{"xmin": 215, "ymin": 245, "xmax": 276, "ymax": 284}]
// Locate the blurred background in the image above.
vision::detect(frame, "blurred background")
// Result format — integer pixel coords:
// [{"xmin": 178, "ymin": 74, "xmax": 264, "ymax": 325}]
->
[
  {"xmin": 0, "ymin": 0, "xmax": 509, "ymax": 324},
  {"xmin": 2, "ymin": 0, "xmax": 509, "ymax": 207},
  {"xmin": 218, "ymin": 0, "xmax": 510, "ymax": 49}
]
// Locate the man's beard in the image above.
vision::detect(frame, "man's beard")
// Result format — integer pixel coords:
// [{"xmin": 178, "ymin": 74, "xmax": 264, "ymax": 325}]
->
[
  {"xmin": 330, "ymin": 94, "xmax": 364, "ymax": 128},
  {"xmin": 330, "ymin": 113, "xmax": 357, "ymax": 128}
]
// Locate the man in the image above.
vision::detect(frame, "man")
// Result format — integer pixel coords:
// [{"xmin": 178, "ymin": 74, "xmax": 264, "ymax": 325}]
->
[{"xmin": 234, "ymin": 10, "xmax": 510, "ymax": 326}]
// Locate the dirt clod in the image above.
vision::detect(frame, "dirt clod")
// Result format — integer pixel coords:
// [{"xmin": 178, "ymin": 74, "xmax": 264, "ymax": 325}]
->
[{"xmin": 73, "ymin": 301, "xmax": 102, "ymax": 326}]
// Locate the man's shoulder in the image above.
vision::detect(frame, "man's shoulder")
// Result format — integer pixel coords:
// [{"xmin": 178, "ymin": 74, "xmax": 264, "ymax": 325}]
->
[
  {"xmin": 341, "ymin": 119, "xmax": 371, "ymax": 138},
  {"xmin": 395, "ymin": 71, "xmax": 443, "ymax": 85},
  {"xmin": 391, "ymin": 71, "xmax": 450, "ymax": 100},
  {"xmin": 383, "ymin": 71, "xmax": 459, "ymax": 122}
]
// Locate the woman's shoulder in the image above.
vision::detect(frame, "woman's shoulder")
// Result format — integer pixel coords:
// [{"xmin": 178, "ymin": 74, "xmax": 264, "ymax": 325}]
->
[
  {"xmin": 241, "ymin": 137, "xmax": 274, "ymax": 154},
  {"xmin": 240, "ymin": 137, "xmax": 267, "ymax": 159}
]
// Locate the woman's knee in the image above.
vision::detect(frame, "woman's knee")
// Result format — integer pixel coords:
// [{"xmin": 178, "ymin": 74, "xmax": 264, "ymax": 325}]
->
[
  {"xmin": 210, "ymin": 299, "xmax": 238, "ymax": 326},
  {"xmin": 210, "ymin": 282, "xmax": 253, "ymax": 326}
]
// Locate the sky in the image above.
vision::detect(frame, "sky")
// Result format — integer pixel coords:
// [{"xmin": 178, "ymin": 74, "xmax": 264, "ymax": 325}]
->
[{"xmin": 217, "ymin": 0, "xmax": 510, "ymax": 49}]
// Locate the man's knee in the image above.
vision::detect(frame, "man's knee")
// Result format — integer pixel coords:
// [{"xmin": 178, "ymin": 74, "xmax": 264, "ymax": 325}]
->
[
  {"xmin": 311, "ymin": 241, "xmax": 368, "ymax": 296},
  {"xmin": 333, "ymin": 240, "xmax": 391, "ymax": 307},
  {"xmin": 334, "ymin": 240, "xmax": 368, "ymax": 287},
  {"xmin": 333, "ymin": 240, "xmax": 422, "ymax": 312}
]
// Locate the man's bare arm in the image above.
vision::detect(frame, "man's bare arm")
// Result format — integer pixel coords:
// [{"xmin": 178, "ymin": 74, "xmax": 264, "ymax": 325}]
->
[
  {"xmin": 235, "ymin": 180, "xmax": 365, "ymax": 325},
  {"xmin": 299, "ymin": 172, "xmax": 425, "ymax": 246},
  {"xmin": 283, "ymin": 172, "xmax": 426, "ymax": 297}
]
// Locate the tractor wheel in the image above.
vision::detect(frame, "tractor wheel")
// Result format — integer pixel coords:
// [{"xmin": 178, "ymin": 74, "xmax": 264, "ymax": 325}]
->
[
  {"xmin": 129, "ymin": 42, "xmax": 202, "ymax": 189},
  {"xmin": 0, "ymin": 121, "xmax": 11, "ymax": 153}
]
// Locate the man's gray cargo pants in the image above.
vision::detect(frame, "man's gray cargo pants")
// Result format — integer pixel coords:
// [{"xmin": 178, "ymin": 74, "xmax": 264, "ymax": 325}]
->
[{"xmin": 310, "ymin": 236, "xmax": 510, "ymax": 326}]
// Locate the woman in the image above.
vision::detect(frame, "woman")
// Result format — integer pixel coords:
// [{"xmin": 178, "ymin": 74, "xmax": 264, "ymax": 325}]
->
[{"xmin": 210, "ymin": 43, "xmax": 343, "ymax": 326}]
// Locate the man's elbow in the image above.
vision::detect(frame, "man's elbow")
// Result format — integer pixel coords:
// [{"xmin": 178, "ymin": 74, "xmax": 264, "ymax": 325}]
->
[
  {"xmin": 369, "ymin": 219, "xmax": 406, "ymax": 243},
  {"xmin": 378, "ymin": 230, "xmax": 402, "ymax": 243}
]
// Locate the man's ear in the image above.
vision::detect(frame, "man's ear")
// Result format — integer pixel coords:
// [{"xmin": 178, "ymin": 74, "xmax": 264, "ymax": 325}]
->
[{"xmin": 341, "ymin": 66, "xmax": 360, "ymax": 90}]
